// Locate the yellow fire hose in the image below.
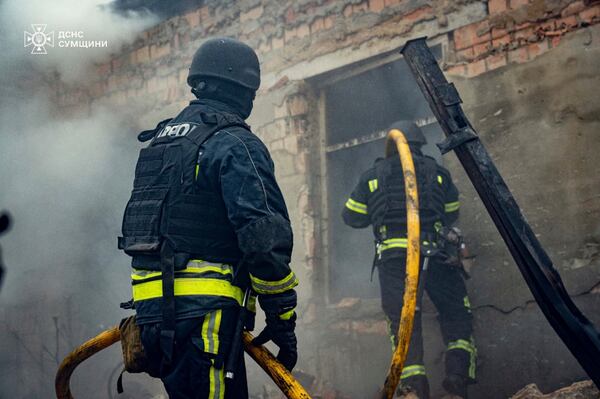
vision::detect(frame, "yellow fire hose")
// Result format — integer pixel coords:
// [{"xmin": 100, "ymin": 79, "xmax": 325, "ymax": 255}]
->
[
  {"xmin": 380, "ymin": 129, "xmax": 421, "ymax": 399},
  {"xmin": 55, "ymin": 328, "xmax": 311, "ymax": 399}
]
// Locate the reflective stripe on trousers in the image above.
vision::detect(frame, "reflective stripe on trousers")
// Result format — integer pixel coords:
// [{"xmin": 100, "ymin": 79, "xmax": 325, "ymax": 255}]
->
[
  {"xmin": 401, "ymin": 364, "xmax": 426, "ymax": 379},
  {"xmin": 447, "ymin": 337, "xmax": 477, "ymax": 379}
]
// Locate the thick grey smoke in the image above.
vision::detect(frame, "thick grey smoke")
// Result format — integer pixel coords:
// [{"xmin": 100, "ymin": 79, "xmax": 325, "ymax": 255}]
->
[{"xmin": 0, "ymin": 1, "xmax": 161, "ymax": 397}]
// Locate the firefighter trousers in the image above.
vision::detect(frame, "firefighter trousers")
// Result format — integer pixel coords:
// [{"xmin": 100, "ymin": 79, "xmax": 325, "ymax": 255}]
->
[
  {"xmin": 378, "ymin": 255, "xmax": 476, "ymax": 398},
  {"xmin": 139, "ymin": 309, "xmax": 248, "ymax": 399}
]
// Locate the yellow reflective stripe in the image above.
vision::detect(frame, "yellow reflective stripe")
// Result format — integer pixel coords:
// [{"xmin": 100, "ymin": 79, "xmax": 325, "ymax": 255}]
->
[
  {"xmin": 247, "ymin": 293, "xmax": 257, "ymax": 313},
  {"xmin": 464, "ymin": 296, "xmax": 471, "ymax": 309},
  {"xmin": 437, "ymin": 175, "xmax": 443, "ymax": 184},
  {"xmin": 213, "ymin": 310, "xmax": 222, "ymax": 353},
  {"xmin": 279, "ymin": 308, "xmax": 295, "ymax": 320},
  {"xmin": 379, "ymin": 238, "xmax": 438, "ymax": 252},
  {"xmin": 401, "ymin": 364, "xmax": 426, "ymax": 379},
  {"xmin": 345, "ymin": 198, "xmax": 368, "ymax": 215},
  {"xmin": 385, "ymin": 316, "xmax": 397, "ymax": 352},
  {"xmin": 448, "ymin": 338, "xmax": 477, "ymax": 379},
  {"xmin": 250, "ymin": 271, "xmax": 299, "ymax": 295},
  {"xmin": 448, "ymin": 339, "xmax": 476, "ymax": 354},
  {"xmin": 434, "ymin": 221, "xmax": 443, "ymax": 232},
  {"xmin": 208, "ymin": 360, "xmax": 224, "ymax": 399},
  {"xmin": 368, "ymin": 179, "xmax": 379, "ymax": 192},
  {"xmin": 201, "ymin": 310, "xmax": 222, "ymax": 355},
  {"xmin": 445, "ymin": 201, "xmax": 460, "ymax": 212},
  {"xmin": 131, "ymin": 262, "xmax": 233, "ymax": 280},
  {"xmin": 132, "ymin": 278, "xmax": 243, "ymax": 304},
  {"xmin": 201, "ymin": 313, "xmax": 210, "ymax": 352},
  {"xmin": 195, "ymin": 164, "xmax": 200, "ymax": 179}
]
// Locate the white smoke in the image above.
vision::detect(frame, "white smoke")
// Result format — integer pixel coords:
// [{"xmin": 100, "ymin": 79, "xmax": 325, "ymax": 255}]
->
[
  {"xmin": 0, "ymin": 1, "xmax": 160, "ymax": 397},
  {"xmin": 0, "ymin": 0, "xmax": 156, "ymax": 81}
]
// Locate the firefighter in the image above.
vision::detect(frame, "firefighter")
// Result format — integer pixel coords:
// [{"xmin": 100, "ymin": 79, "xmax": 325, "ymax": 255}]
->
[
  {"xmin": 341, "ymin": 121, "xmax": 476, "ymax": 399},
  {"xmin": 119, "ymin": 37, "xmax": 298, "ymax": 399}
]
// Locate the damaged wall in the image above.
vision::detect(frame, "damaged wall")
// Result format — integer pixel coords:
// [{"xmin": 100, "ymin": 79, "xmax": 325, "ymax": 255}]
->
[{"xmin": 36, "ymin": 0, "xmax": 600, "ymax": 398}]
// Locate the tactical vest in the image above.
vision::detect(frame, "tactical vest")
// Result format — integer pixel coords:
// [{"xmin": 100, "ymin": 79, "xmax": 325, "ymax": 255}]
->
[
  {"xmin": 118, "ymin": 108, "xmax": 249, "ymax": 270},
  {"xmin": 368, "ymin": 155, "xmax": 446, "ymax": 240}
]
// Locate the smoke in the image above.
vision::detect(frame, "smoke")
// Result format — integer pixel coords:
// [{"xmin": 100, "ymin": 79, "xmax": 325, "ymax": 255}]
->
[
  {"xmin": 0, "ymin": 1, "xmax": 160, "ymax": 397},
  {"xmin": 0, "ymin": 0, "xmax": 156, "ymax": 82}
]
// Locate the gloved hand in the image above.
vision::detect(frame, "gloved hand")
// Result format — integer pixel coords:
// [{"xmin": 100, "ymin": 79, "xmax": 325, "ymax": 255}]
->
[{"xmin": 252, "ymin": 290, "xmax": 298, "ymax": 371}]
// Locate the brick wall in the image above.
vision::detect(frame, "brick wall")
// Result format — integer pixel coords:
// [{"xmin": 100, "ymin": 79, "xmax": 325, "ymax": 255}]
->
[{"xmin": 446, "ymin": 0, "xmax": 600, "ymax": 76}]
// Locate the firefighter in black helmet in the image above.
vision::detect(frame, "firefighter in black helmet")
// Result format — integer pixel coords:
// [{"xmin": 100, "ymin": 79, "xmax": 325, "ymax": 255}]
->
[
  {"xmin": 119, "ymin": 37, "xmax": 298, "ymax": 399},
  {"xmin": 342, "ymin": 121, "xmax": 476, "ymax": 399}
]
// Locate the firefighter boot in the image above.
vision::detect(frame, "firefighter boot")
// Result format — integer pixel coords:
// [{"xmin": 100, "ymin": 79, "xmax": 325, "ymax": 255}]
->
[{"xmin": 442, "ymin": 374, "xmax": 468, "ymax": 398}]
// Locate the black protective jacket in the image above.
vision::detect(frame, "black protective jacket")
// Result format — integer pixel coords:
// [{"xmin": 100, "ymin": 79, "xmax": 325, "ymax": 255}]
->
[
  {"xmin": 342, "ymin": 152, "xmax": 460, "ymax": 262},
  {"xmin": 123, "ymin": 99, "xmax": 298, "ymax": 324}
]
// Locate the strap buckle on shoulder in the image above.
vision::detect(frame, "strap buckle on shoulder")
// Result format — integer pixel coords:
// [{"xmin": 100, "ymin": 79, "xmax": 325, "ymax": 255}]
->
[{"xmin": 137, "ymin": 118, "xmax": 173, "ymax": 142}]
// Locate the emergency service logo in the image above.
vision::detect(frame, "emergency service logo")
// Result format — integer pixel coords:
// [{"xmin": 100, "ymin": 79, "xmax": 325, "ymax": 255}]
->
[
  {"xmin": 23, "ymin": 25, "xmax": 108, "ymax": 55},
  {"xmin": 24, "ymin": 24, "xmax": 54, "ymax": 55}
]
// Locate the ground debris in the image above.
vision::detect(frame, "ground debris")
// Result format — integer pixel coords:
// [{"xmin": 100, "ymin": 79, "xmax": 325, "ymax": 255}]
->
[{"xmin": 510, "ymin": 380, "xmax": 599, "ymax": 399}]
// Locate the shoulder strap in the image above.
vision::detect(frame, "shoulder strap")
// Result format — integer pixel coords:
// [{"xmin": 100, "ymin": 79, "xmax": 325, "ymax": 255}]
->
[
  {"xmin": 184, "ymin": 111, "xmax": 250, "ymax": 147},
  {"xmin": 137, "ymin": 118, "xmax": 173, "ymax": 142}
]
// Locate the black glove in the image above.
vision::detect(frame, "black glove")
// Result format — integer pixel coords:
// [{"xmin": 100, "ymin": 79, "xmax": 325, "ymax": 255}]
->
[{"xmin": 252, "ymin": 290, "xmax": 298, "ymax": 371}]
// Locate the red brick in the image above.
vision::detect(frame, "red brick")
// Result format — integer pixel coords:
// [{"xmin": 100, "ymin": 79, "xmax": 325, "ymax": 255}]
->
[
  {"xmin": 353, "ymin": 2, "xmax": 369, "ymax": 13},
  {"xmin": 485, "ymin": 53, "xmax": 507, "ymax": 70},
  {"xmin": 285, "ymin": 7, "xmax": 296, "ymax": 24},
  {"xmin": 510, "ymin": 0, "xmax": 529, "ymax": 9},
  {"xmin": 507, "ymin": 46, "xmax": 529, "ymax": 63},
  {"xmin": 445, "ymin": 64, "xmax": 467, "ymax": 76},
  {"xmin": 324, "ymin": 16, "xmax": 335, "ymax": 29},
  {"xmin": 183, "ymin": 10, "xmax": 200, "ymax": 28},
  {"xmin": 404, "ymin": 6, "xmax": 433, "ymax": 23},
  {"xmin": 514, "ymin": 26, "xmax": 536, "ymax": 42},
  {"xmin": 457, "ymin": 46, "xmax": 475, "ymax": 61},
  {"xmin": 466, "ymin": 59, "xmax": 487, "ymax": 77},
  {"xmin": 454, "ymin": 21, "xmax": 491, "ymax": 50},
  {"xmin": 561, "ymin": 1, "xmax": 585, "ymax": 17},
  {"xmin": 550, "ymin": 35, "xmax": 562, "ymax": 48},
  {"xmin": 580, "ymin": 5, "xmax": 600, "ymax": 24},
  {"xmin": 284, "ymin": 28, "xmax": 297, "ymax": 43},
  {"xmin": 489, "ymin": 0, "xmax": 508, "ymax": 14},
  {"xmin": 296, "ymin": 23, "xmax": 310, "ymax": 39},
  {"xmin": 240, "ymin": 5, "xmax": 263, "ymax": 22},
  {"xmin": 492, "ymin": 34, "xmax": 511, "ymax": 47},
  {"xmin": 272, "ymin": 36, "xmax": 284, "ymax": 49},
  {"xmin": 538, "ymin": 20, "xmax": 556, "ymax": 32},
  {"xmin": 343, "ymin": 4, "xmax": 353, "ymax": 17},
  {"xmin": 491, "ymin": 27, "xmax": 508, "ymax": 38},
  {"xmin": 310, "ymin": 17, "xmax": 325, "ymax": 33},
  {"xmin": 135, "ymin": 46, "xmax": 150, "ymax": 64},
  {"xmin": 473, "ymin": 41, "xmax": 491, "ymax": 57},
  {"xmin": 514, "ymin": 21, "xmax": 531, "ymax": 31},
  {"xmin": 528, "ymin": 39, "xmax": 549, "ymax": 58},
  {"xmin": 198, "ymin": 6, "xmax": 210, "ymax": 22},
  {"xmin": 369, "ymin": 0, "xmax": 385, "ymax": 12},
  {"xmin": 258, "ymin": 39, "xmax": 272, "ymax": 54},
  {"xmin": 556, "ymin": 15, "xmax": 578, "ymax": 29},
  {"xmin": 385, "ymin": 0, "xmax": 401, "ymax": 6},
  {"xmin": 177, "ymin": 68, "xmax": 188, "ymax": 85},
  {"xmin": 150, "ymin": 43, "xmax": 170, "ymax": 60}
]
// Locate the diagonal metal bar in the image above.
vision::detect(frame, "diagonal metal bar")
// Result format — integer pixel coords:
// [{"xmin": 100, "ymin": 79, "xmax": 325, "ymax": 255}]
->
[{"xmin": 400, "ymin": 37, "xmax": 600, "ymax": 386}]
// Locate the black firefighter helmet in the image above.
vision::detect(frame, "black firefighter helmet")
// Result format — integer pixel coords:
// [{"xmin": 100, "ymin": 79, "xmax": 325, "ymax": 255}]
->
[
  {"xmin": 385, "ymin": 120, "xmax": 427, "ymax": 158},
  {"xmin": 388, "ymin": 120, "xmax": 427, "ymax": 146},
  {"xmin": 187, "ymin": 37, "xmax": 261, "ymax": 91}
]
